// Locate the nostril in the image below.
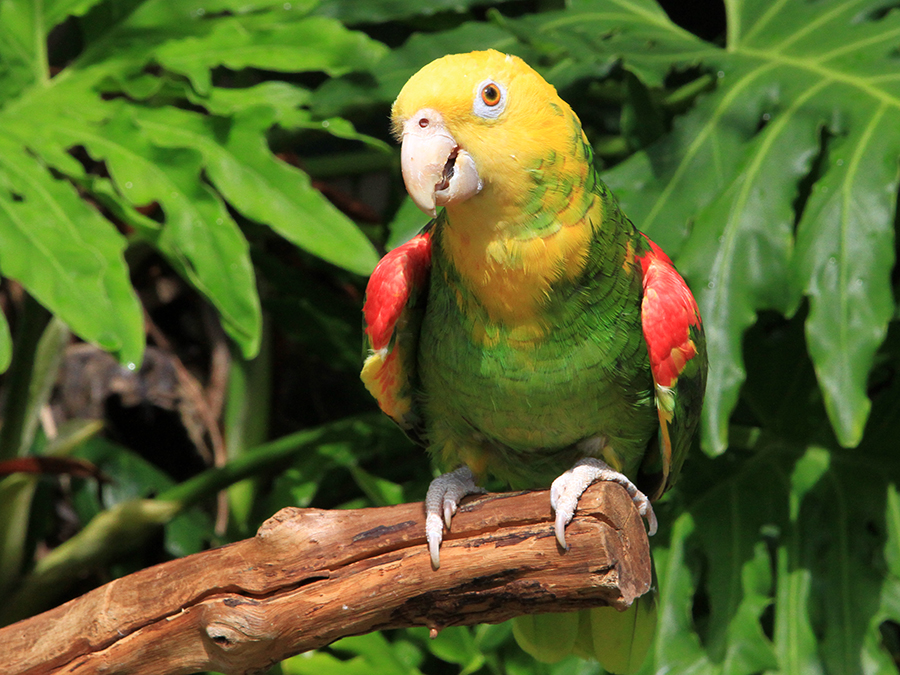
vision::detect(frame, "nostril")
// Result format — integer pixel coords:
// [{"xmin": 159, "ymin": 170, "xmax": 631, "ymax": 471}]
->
[{"xmin": 418, "ymin": 117, "xmax": 429, "ymax": 128}]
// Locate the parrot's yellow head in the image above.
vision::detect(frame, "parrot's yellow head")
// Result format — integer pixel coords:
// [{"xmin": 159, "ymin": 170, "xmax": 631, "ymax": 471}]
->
[{"xmin": 391, "ymin": 50, "xmax": 583, "ymax": 220}]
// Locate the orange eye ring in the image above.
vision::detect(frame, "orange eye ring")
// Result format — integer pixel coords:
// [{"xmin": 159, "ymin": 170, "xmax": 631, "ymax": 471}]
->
[{"xmin": 481, "ymin": 83, "xmax": 501, "ymax": 106}]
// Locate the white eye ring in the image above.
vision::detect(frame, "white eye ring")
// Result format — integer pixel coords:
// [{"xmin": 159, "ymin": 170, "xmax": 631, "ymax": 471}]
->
[{"xmin": 473, "ymin": 79, "xmax": 507, "ymax": 119}]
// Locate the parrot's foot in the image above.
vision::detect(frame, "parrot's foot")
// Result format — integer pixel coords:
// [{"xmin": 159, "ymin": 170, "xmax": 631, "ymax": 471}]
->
[
  {"xmin": 425, "ymin": 466, "xmax": 486, "ymax": 569},
  {"xmin": 550, "ymin": 458, "xmax": 657, "ymax": 549}
]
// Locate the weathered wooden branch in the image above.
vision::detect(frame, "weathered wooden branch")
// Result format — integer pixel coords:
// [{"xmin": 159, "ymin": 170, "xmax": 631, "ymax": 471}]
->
[{"xmin": 2, "ymin": 482, "xmax": 651, "ymax": 675}]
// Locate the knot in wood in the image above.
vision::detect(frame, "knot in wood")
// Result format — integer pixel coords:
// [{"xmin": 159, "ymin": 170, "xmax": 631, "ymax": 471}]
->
[{"xmin": 203, "ymin": 596, "xmax": 279, "ymax": 654}]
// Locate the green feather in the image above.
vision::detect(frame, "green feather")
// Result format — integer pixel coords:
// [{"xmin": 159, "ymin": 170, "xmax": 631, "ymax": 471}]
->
[
  {"xmin": 513, "ymin": 612, "xmax": 580, "ymax": 663},
  {"xmin": 419, "ymin": 175, "xmax": 656, "ymax": 486},
  {"xmin": 514, "ymin": 560, "xmax": 659, "ymax": 674}
]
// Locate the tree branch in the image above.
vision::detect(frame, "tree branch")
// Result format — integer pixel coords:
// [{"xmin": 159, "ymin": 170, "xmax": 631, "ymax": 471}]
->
[{"xmin": 2, "ymin": 482, "xmax": 651, "ymax": 675}]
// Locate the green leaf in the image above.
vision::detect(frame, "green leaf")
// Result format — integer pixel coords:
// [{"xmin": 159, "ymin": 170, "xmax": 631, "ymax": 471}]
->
[
  {"xmin": 284, "ymin": 633, "xmax": 424, "ymax": 675},
  {"xmin": 0, "ymin": 0, "xmax": 386, "ymax": 371},
  {"xmin": 513, "ymin": 0, "xmax": 900, "ymax": 451},
  {"xmin": 646, "ymin": 437, "xmax": 900, "ymax": 675},
  {"xmin": 45, "ymin": 0, "xmax": 108, "ymax": 26},
  {"xmin": 886, "ymin": 485, "xmax": 900, "ymax": 580},
  {"xmin": 0, "ymin": 136, "xmax": 144, "ymax": 365},
  {"xmin": 0, "ymin": 0, "xmax": 46, "ymax": 101},
  {"xmin": 154, "ymin": 13, "xmax": 389, "ymax": 94},
  {"xmin": 133, "ymin": 105, "xmax": 379, "ymax": 276},
  {"xmin": 386, "ymin": 196, "xmax": 427, "ymax": 250},
  {"xmin": 426, "ymin": 627, "xmax": 485, "ymax": 674},
  {"xmin": 793, "ymin": 101, "xmax": 897, "ymax": 448},
  {"xmin": 512, "ymin": 0, "xmax": 718, "ymax": 88},
  {"xmin": 90, "ymin": 107, "xmax": 262, "ymax": 357},
  {"xmin": 674, "ymin": 102, "xmax": 820, "ymax": 452},
  {"xmin": 348, "ymin": 465, "xmax": 405, "ymax": 506},
  {"xmin": 19, "ymin": 318, "xmax": 71, "ymax": 458},
  {"xmin": 201, "ymin": 81, "xmax": 312, "ymax": 120},
  {"xmin": 648, "ymin": 513, "xmax": 710, "ymax": 673},
  {"xmin": 312, "ymin": 0, "xmax": 515, "ymax": 24}
]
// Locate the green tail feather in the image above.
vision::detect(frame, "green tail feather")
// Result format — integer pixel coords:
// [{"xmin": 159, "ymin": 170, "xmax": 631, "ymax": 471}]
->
[
  {"xmin": 512, "ymin": 561, "xmax": 658, "ymax": 673},
  {"xmin": 585, "ymin": 590, "xmax": 658, "ymax": 674},
  {"xmin": 512, "ymin": 611, "xmax": 580, "ymax": 663}
]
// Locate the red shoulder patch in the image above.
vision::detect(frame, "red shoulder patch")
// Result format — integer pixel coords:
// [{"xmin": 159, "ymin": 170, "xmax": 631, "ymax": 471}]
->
[
  {"xmin": 638, "ymin": 237, "xmax": 702, "ymax": 388},
  {"xmin": 363, "ymin": 233, "xmax": 432, "ymax": 351}
]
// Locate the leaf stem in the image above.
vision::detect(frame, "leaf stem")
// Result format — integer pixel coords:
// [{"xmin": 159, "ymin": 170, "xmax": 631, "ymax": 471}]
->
[
  {"xmin": 159, "ymin": 415, "xmax": 376, "ymax": 509},
  {"xmin": 32, "ymin": 0, "xmax": 49, "ymax": 86},
  {"xmin": 0, "ymin": 294, "xmax": 50, "ymax": 461},
  {"xmin": 224, "ymin": 330, "xmax": 273, "ymax": 535},
  {"xmin": 723, "ymin": 0, "xmax": 741, "ymax": 51}
]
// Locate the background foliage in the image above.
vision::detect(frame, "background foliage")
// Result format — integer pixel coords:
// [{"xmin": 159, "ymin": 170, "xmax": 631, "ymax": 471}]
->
[{"xmin": 0, "ymin": 1, "xmax": 898, "ymax": 674}]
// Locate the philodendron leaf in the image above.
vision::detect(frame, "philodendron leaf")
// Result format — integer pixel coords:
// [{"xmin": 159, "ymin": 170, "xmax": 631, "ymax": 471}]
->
[
  {"xmin": 132, "ymin": 105, "xmax": 379, "ymax": 277},
  {"xmin": 0, "ymin": 135, "xmax": 144, "ymax": 365},
  {"xmin": 0, "ymin": 0, "xmax": 385, "ymax": 368},
  {"xmin": 312, "ymin": 0, "xmax": 514, "ymax": 24},
  {"xmin": 792, "ymin": 100, "xmax": 898, "ymax": 451},
  {"xmin": 155, "ymin": 13, "xmax": 388, "ymax": 95},
  {"xmin": 44, "ymin": 0, "xmax": 108, "ymax": 26},
  {"xmin": 98, "ymin": 109, "xmax": 263, "ymax": 356},
  {"xmin": 505, "ymin": 0, "xmax": 900, "ymax": 452},
  {"xmin": 646, "ymin": 437, "xmax": 900, "ymax": 675}
]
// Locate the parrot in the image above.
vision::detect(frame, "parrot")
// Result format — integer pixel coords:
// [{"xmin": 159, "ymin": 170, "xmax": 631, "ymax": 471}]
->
[{"xmin": 361, "ymin": 50, "xmax": 707, "ymax": 673}]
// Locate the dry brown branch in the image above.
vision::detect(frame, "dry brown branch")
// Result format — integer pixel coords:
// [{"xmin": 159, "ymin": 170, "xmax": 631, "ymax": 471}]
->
[{"xmin": 1, "ymin": 482, "xmax": 651, "ymax": 675}]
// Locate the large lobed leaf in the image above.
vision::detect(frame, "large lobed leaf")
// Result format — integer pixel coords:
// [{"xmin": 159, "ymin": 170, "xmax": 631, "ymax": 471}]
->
[
  {"xmin": 499, "ymin": 0, "xmax": 900, "ymax": 452},
  {"xmin": 644, "ymin": 432, "xmax": 900, "ymax": 675},
  {"xmin": 0, "ymin": 0, "xmax": 383, "ymax": 364}
]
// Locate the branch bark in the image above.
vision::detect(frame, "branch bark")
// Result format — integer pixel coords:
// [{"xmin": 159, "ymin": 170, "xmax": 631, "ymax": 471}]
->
[{"xmin": 2, "ymin": 482, "xmax": 651, "ymax": 675}]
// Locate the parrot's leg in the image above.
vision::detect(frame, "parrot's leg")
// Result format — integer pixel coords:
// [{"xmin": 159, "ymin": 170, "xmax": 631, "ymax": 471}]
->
[
  {"xmin": 550, "ymin": 457, "xmax": 658, "ymax": 549},
  {"xmin": 425, "ymin": 466, "xmax": 487, "ymax": 569}
]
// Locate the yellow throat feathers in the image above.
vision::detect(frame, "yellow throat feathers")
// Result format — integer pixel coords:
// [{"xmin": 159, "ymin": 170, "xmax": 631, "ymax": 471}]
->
[{"xmin": 392, "ymin": 51, "xmax": 600, "ymax": 335}]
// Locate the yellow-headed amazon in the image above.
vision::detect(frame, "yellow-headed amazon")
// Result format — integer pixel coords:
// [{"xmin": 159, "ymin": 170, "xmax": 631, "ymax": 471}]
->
[{"xmin": 361, "ymin": 50, "xmax": 707, "ymax": 673}]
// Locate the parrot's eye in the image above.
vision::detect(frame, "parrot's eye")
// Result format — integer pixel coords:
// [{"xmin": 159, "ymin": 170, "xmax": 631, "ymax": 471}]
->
[
  {"xmin": 473, "ymin": 79, "xmax": 507, "ymax": 119},
  {"xmin": 481, "ymin": 84, "xmax": 501, "ymax": 106}
]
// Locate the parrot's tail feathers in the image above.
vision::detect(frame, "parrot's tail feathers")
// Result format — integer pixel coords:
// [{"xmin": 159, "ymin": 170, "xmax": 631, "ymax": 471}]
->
[
  {"xmin": 588, "ymin": 588, "xmax": 658, "ymax": 674},
  {"xmin": 512, "ymin": 611, "xmax": 580, "ymax": 663},
  {"xmin": 512, "ymin": 587, "xmax": 657, "ymax": 673}
]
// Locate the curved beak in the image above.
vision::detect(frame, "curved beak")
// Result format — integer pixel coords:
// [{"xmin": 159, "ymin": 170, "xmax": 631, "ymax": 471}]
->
[{"xmin": 399, "ymin": 108, "xmax": 482, "ymax": 218}]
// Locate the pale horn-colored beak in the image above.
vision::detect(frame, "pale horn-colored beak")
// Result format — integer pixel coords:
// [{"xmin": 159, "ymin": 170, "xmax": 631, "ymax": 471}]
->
[{"xmin": 399, "ymin": 108, "xmax": 482, "ymax": 218}]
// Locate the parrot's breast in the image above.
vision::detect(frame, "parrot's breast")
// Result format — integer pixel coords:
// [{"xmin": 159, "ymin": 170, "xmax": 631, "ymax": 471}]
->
[{"xmin": 418, "ymin": 225, "xmax": 657, "ymax": 488}]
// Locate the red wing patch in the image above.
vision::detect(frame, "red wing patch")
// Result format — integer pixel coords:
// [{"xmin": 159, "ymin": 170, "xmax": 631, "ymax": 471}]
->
[
  {"xmin": 638, "ymin": 238, "xmax": 702, "ymax": 389},
  {"xmin": 363, "ymin": 233, "xmax": 431, "ymax": 351},
  {"xmin": 637, "ymin": 235, "xmax": 706, "ymax": 498},
  {"xmin": 361, "ymin": 233, "xmax": 432, "ymax": 431}
]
